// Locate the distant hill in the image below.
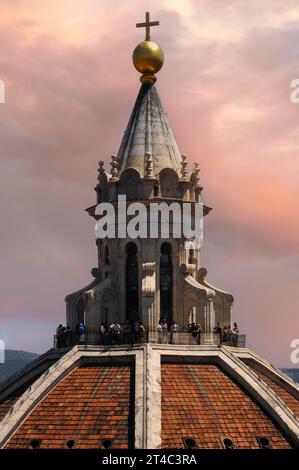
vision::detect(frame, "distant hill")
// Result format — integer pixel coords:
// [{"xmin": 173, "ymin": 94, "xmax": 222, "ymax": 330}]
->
[
  {"xmin": 0, "ymin": 350, "xmax": 39, "ymax": 384},
  {"xmin": 282, "ymin": 368, "xmax": 299, "ymax": 384},
  {"xmin": 0, "ymin": 350, "xmax": 298, "ymax": 387}
]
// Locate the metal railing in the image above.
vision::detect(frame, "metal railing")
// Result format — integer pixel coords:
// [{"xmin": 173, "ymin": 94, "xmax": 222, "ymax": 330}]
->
[{"xmin": 54, "ymin": 331, "xmax": 246, "ymax": 348}]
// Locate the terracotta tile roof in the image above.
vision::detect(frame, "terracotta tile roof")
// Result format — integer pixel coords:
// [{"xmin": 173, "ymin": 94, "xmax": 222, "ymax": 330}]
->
[
  {"xmin": 0, "ymin": 395, "xmax": 21, "ymax": 422},
  {"xmin": 5, "ymin": 365, "xmax": 134, "ymax": 449},
  {"xmin": 244, "ymin": 362, "xmax": 299, "ymax": 419},
  {"xmin": 161, "ymin": 363, "xmax": 292, "ymax": 449},
  {"xmin": 0, "ymin": 357, "xmax": 58, "ymax": 422},
  {"xmin": 0, "ymin": 376, "xmax": 44, "ymax": 422}
]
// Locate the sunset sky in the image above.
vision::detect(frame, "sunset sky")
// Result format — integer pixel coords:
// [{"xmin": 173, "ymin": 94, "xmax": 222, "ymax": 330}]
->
[{"xmin": 0, "ymin": 0, "xmax": 299, "ymax": 367}]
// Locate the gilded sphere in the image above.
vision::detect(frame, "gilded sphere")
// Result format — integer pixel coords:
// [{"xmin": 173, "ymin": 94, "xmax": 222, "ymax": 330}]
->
[{"xmin": 132, "ymin": 40, "xmax": 164, "ymax": 75}]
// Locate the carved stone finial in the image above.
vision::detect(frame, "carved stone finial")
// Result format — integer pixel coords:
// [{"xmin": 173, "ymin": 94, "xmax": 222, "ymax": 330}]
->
[
  {"xmin": 181, "ymin": 154, "xmax": 189, "ymax": 179},
  {"xmin": 110, "ymin": 154, "xmax": 119, "ymax": 181},
  {"xmin": 145, "ymin": 151, "xmax": 154, "ymax": 178},
  {"xmin": 193, "ymin": 161, "xmax": 200, "ymax": 175},
  {"xmin": 98, "ymin": 160, "xmax": 105, "ymax": 181},
  {"xmin": 192, "ymin": 161, "xmax": 200, "ymax": 185},
  {"xmin": 97, "ymin": 161, "xmax": 105, "ymax": 179}
]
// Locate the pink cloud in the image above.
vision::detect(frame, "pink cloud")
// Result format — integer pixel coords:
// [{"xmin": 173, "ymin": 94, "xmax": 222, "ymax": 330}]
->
[{"xmin": 0, "ymin": 1, "xmax": 298, "ymax": 366}]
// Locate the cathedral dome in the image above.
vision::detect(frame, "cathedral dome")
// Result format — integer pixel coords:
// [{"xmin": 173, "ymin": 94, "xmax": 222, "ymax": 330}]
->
[
  {"xmin": 0, "ymin": 345, "xmax": 299, "ymax": 449},
  {"xmin": 2, "ymin": 11, "xmax": 298, "ymax": 454}
]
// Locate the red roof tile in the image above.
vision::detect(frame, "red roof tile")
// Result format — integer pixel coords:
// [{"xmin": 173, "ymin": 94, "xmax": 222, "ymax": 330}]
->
[
  {"xmin": 0, "ymin": 376, "xmax": 43, "ymax": 422},
  {"xmin": 161, "ymin": 363, "xmax": 292, "ymax": 449},
  {"xmin": 5, "ymin": 365, "xmax": 134, "ymax": 449},
  {"xmin": 244, "ymin": 362, "xmax": 299, "ymax": 419},
  {"xmin": 0, "ymin": 396, "xmax": 20, "ymax": 422},
  {"xmin": 0, "ymin": 359, "xmax": 58, "ymax": 422}
]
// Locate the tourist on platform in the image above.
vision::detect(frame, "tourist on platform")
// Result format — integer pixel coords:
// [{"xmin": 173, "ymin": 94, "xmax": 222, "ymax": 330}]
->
[
  {"xmin": 56, "ymin": 324, "xmax": 63, "ymax": 348},
  {"xmin": 110, "ymin": 321, "xmax": 121, "ymax": 344},
  {"xmin": 221, "ymin": 325, "xmax": 228, "ymax": 344},
  {"xmin": 232, "ymin": 322, "xmax": 239, "ymax": 346},
  {"xmin": 139, "ymin": 321, "xmax": 146, "ymax": 343},
  {"xmin": 157, "ymin": 321, "xmax": 163, "ymax": 344},
  {"xmin": 161, "ymin": 318, "xmax": 168, "ymax": 344},
  {"xmin": 190, "ymin": 323, "xmax": 199, "ymax": 345},
  {"xmin": 191, "ymin": 322, "xmax": 202, "ymax": 344},
  {"xmin": 79, "ymin": 323, "xmax": 86, "ymax": 344},
  {"xmin": 197, "ymin": 323, "xmax": 203, "ymax": 345},
  {"xmin": 65, "ymin": 326, "xmax": 72, "ymax": 346},
  {"xmin": 214, "ymin": 321, "xmax": 223, "ymax": 345},
  {"xmin": 99, "ymin": 323, "xmax": 106, "ymax": 345},
  {"xmin": 170, "ymin": 321, "xmax": 179, "ymax": 344},
  {"xmin": 61, "ymin": 327, "xmax": 68, "ymax": 347},
  {"xmin": 122, "ymin": 320, "xmax": 131, "ymax": 344},
  {"xmin": 227, "ymin": 325, "xmax": 232, "ymax": 345},
  {"xmin": 133, "ymin": 319, "xmax": 140, "ymax": 343}
]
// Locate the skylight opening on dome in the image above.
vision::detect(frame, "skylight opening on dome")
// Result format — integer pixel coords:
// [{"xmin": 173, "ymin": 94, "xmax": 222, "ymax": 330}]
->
[
  {"xmin": 257, "ymin": 436, "xmax": 272, "ymax": 449},
  {"xmin": 221, "ymin": 437, "xmax": 234, "ymax": 450},
  {"xmin": 182, "ymin": 437, "xmax": 197, "ymax": 449},
  {"xmin": 64, "ymin": 439, "xmax": 76, "ymax": 449},
  {"xmin": 101, "ymin": 439, "xmax": 114, "ymax": 450},
  {"xmin": 28, "ymin": 438, "xmax": 42, "ymax": 449}
]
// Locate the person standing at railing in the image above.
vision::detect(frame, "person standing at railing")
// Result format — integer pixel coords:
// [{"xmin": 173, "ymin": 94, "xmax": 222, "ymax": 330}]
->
[
  {"xmin": 122, "ymin": 320, "xmax": 131, "ymax": 344},
  {"xmin": 232, "ymin": 322, "xmax": 239, "ymax": 347},
  {"xmin": 197, "ymin": 323, "xmax": 203, "ymax": 345},
  {"xmin": 190, "ymin": 323, "xmax": 203, "ymax": 345},
  {"xmin": 99, "ymin": 323, "xmax": 106, "ymax": 345},
  {"xmin": 157, "ymin": 321, "xmax": 163, "ymax": 343},
  {"xmin": 56, "ymin": 324, "xmax": 63, "ymax": 348},
  {"xmin": 110, "ymin": 321, "xmax": 121, "ymax": 344},
  {"xmin": 66, "ymin": 326, "xmax": 72, "ymax": 346},
  {"xmin": 222, "ymin": 325, "xmax": 228, "ymax": 344},
  {"xmin": 139, "ymin": 321, "xmax": 146, "ymax": 343},
  {"xmin": 133, "ymin": 319, "xmax": 140, "ymax": 343},
  {"xmin": 227, "ymin": 325, "xmax": 233, "ymax": 345},
  {"xmin": 78, "ymin": 323, "xmax": 86, "ymax": 344},
  {"xmin": 214, "ymin": 322, "xmax": 223, "ymax": 345},
  {"xmin": 170, "ymin": 321, "xmax": 179, "ymax": 344},
  {"xmin": 161, "ymin": 318, "xmax": 168, "ymax": 344},
  {"xmin": 190, "ymin": 323, "xmax": 198, "ymax": 345}
]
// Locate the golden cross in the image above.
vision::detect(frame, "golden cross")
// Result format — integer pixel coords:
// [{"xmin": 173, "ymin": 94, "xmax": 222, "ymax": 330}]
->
[{"xmin": 136, "ymin": 12, "xmax": 159, "ymax": 41}]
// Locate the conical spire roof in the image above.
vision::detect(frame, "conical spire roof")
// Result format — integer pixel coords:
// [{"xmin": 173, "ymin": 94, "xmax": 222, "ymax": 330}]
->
[{"xmin": 117, "ymin": 82, "xmax": 183, "ymax": 177}]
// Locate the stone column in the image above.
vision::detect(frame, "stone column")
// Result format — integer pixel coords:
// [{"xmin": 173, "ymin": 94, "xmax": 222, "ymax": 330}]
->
[
  {"xmin": 85, "ymin": 290, "xmax": 99, "ymax": 345},
  {"xmin": 202, "ymin": 298, "xmax": 216, "ymax": 344},
  {"xmin": 141, "ymin": 262, "xmax": 156, "ymax": 334},
  {"xmin": 118, "ymin": 253, "xmax": 126, "ymax": 321},
  {"xmin": 145, "ymin": 345, "xmax": 161, "ymax": 448}
]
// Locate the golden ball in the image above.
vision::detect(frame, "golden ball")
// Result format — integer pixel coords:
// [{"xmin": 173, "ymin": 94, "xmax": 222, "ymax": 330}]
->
[{"xmin": 132, "ymin": 40, "xmax": 164, "ymax": 75}]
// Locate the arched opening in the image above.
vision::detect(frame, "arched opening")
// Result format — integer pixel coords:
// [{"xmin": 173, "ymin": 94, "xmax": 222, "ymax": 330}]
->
[
  {"xmin": 119, "ymin": 169, "xmax": 141, "ymax": 201},
  {"xmin": 160, "ymin": 242, "xmax": 172, "ymax": 322},
  {"xmin": 159, "ymin": 168, "xmax": 178, "ymax": 198},
  {"xmin": 126, "ymin": 242, "xmax": 139, "ymax": 321}
]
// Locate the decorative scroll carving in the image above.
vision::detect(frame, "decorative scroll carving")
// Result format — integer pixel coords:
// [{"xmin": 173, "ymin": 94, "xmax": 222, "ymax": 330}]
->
[
  {"xmin": 142, "ymin": 262, "xmax": 156, "ymax": 297},
  {"xmin": 91, "ymin": 267, "xmax": 101, "ymax": 280}
]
